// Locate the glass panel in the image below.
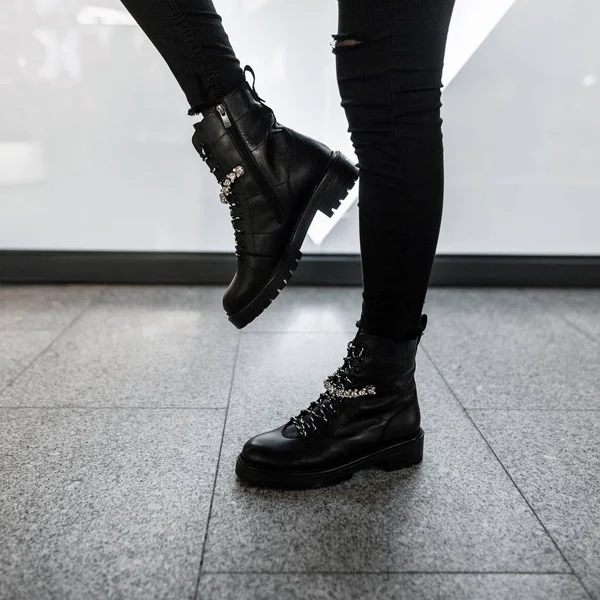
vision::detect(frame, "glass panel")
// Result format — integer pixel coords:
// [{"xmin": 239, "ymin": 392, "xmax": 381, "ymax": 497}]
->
[{"xmin": 1, "ymin": 0, "xmax": 599, "ymax": 254}]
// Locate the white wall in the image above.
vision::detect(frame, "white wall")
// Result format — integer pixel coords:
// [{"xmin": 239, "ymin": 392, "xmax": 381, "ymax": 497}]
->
[{"xmin": 1, "ymin": 0, "xmax": 599, "ymax": 255}]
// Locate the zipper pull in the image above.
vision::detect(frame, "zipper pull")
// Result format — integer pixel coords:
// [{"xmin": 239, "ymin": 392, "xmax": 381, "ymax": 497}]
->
[{"xmin": 217, "ymin": 104, "xmax": 232, "ymax": 128}]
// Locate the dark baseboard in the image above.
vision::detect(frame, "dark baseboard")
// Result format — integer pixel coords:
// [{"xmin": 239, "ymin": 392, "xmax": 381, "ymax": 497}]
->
[{"xmin": 1, "ymin": 251, "xmax": 599, "ymax": 286}]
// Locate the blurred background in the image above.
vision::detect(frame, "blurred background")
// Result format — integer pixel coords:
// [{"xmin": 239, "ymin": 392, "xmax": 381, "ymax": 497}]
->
[{"xmin": 0, "ymin": 0, "xmax": 599, "ymax": 273}]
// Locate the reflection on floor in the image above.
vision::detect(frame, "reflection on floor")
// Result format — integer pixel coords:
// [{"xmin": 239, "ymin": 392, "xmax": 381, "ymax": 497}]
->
[{"xmin": 0, "ymin": 285, "xmax": 598, "ymax": 600}]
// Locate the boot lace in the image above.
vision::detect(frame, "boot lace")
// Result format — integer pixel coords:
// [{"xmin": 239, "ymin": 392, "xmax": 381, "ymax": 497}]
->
[
  {"xmin": 244, "ymin": 64, "xmax": 267, "ymax": 105},
  {"xmin": 197, "ymin": 145, "xmax": 247, "ymax": 262},
  {"xmin": 196, "ymin": 65, "xmax": 271, "ymax": 262},
  {"xmin": 290, "ymin": 339, "xmax": 376, "ymax": 440}
]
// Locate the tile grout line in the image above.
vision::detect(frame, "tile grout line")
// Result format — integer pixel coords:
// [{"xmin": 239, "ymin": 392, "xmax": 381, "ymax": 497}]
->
[
  {"xmin": 559, "ymin": 315, "xmax": 598, "ymax": 346},
  {"xmin": 241, "ymin": 330, "xmax": 358, "ymax": 335},
  {"xmin": 0, "ymin": 291, "xmax": 101, "ymax": 401},
  {"xmin": 0, "ymin": 406, "xmax": 228, "ymax": 410},
  {"xmin": 421, "ymin": 345, "xmax": 594, "ymax": 600},
  {"xmin": 4, "ymin": 405, "xmax": 600, "ymax": 412},
  {"xmin": 199, "ymin": 570, "xmax": 580, "ymax": 576},
  {"xmin": 193, "ymin": 331, "xmax": 242, "ymax": 600},
  {"xmin": 527, "ymin": 290, "xmax": 598, "ymax": 345},
  {"xmin": 456, "ymin": 408, "xmax": 600, "ymax": 412}
]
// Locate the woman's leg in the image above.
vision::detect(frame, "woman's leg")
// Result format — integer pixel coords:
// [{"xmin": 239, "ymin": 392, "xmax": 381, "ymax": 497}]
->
[
  {"xmin": 120, "ymin": 0, "xmax": 359, "ymax": 328},
  {"xmin": 235, "ymin": 0, "xmax": 456, "ymax": 489},
  {"xmin": 120, "ymin": 0, "xmax": 244, "ymax": 114},
  {"xmin": 334, "ymin": 0, "xmax": 456, "ymax": 341}
]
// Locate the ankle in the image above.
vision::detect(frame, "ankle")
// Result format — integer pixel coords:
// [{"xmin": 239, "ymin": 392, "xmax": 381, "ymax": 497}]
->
[{"xmin": 356, "ymin": 320, "xmax": 425, "ymax": 344}]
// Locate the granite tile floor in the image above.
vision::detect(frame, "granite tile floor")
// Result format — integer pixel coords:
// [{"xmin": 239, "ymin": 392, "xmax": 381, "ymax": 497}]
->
[{"xmin": 0, "ymin": 285, "xmax": 598, "ymax": 600}]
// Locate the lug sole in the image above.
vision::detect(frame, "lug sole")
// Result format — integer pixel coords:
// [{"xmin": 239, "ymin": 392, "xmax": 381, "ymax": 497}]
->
[
  {"xmin": 227, "ymin": 151, "xmax": 359, "ymax": 329},
  {"xmin": 235, "ymin": 428, "xmax": 424, "ymax": 490}
]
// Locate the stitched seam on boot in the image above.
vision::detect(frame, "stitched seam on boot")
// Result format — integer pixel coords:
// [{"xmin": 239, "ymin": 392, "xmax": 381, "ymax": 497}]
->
[
  {"xmin": 248, "ymin": 201, "xmax": 257, "ymax": 254},
  {"xmin": 285, "ymin": 129, "xmax": 296, "ymax": 206}
]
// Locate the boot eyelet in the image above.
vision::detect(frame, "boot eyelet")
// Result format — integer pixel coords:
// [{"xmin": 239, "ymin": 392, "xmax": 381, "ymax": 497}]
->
[{"xmin": 353, "ymin": 366, "xmax": 362, "ymax": 374}]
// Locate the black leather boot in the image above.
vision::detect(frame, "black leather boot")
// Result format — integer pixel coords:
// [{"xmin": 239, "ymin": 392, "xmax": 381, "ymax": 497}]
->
[
  {"xmin": 192, "ymin": 74, "xmax": 359, "ymax": 328},
  {"xmin": 236, "ymin": 315, "xmax": 428, "ymax": 489}
]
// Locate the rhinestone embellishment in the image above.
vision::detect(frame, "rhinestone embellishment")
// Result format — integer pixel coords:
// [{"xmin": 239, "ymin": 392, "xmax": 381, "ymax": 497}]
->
[
  {"xmin": 219, "ymin": 166, "xmax": 245, "ymax": 203},
  {"xmin": 323, "ymin": 376, "xmax": 376, "ymax": 399}
]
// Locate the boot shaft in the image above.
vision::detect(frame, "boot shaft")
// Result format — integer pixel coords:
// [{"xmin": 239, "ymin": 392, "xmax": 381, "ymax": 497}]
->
[
  {"xmin": 343, "ymin": 314, "xmax": 428, "ymax": 392},
  {"xmin": 191, "ymin": 81, "xmax": 337, "ymax": 252}
]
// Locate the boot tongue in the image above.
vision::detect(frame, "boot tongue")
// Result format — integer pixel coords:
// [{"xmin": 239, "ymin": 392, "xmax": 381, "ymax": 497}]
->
[{"xmin": 282, "ymin": 422, "xmax": 302, "ymax": 438}]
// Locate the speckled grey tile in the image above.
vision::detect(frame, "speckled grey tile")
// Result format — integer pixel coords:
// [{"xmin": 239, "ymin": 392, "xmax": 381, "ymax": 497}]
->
[
  {"xmin": 0, "ymin": 408, "xmax": 224, "ymax": 600},
  {"xmin": 201, "ymin": 333, "xmax": 568, "ymax": 573},
  {"xmin": 95, "ymin": 285, "xmax": 235, "ymax": 334},
  {"xmin": 197, "ymin": 574, "xmax": 588, "ymax": 600},
  {"xmin": 529, "ymin": 289, "xmax": 600, "ymax": 342},
  {"xmin": 0, "ymin": 331, "xmax": 57, "ymax": 391},
  {"xmin": 0, "ymin": 285, "xmax": 101, "ymax": 331},
  {"xmin": 242, "ymin": 287, "xmax": 362, "ymax": 333},
  {"xmin": 470, "ymin": 409, "xmax": 600, "ymax": 599},
  {"xmin": 421, "ymin": 288, "xmax": 600, "ymax": 409},
  {"xmin": 97, "ymin": 285, "xmax": 226, "ymax": 312},
  {"xmin": 0, "ymin": 302, "xmax": 239, "ymax": 408}
]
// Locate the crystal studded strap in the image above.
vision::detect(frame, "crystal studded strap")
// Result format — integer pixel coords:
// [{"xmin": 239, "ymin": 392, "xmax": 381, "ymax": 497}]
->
[
  {"xmin": 323, "ymin": 376, "xmax": 376, "ymax": 399},
  {"xmin": 219, "ymin": 166, "xmax": 245, "ymax": 204}
]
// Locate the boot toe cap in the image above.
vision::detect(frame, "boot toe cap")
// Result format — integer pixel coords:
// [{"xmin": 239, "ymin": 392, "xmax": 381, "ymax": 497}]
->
[
  {"xmin": 222, "ymin": 256, "xmax": 278, "ymax": 316},
  {"xmin": 240, "ymin": 426, "xmax": 305, "ymax": 471}
]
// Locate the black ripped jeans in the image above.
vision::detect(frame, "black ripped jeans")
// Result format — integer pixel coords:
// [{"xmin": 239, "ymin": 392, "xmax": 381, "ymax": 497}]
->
[{"xmin": 120, "ymin": 0, "xmax": 456, "ymax": 341}]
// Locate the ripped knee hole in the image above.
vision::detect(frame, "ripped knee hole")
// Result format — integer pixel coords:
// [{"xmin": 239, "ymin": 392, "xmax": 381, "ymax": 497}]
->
[{"xmin": 331, "ymin": 34, "xmax": 365, "ymax": 52}]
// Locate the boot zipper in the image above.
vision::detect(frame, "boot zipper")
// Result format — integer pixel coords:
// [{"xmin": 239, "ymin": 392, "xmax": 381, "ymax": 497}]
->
[
  {"xmin": 216, "ymin": 103, "xmax": 283, "ymax": 222},
  {"xmin": 216, "ymin": 104, "xmax": 231, "ymax": 128}
]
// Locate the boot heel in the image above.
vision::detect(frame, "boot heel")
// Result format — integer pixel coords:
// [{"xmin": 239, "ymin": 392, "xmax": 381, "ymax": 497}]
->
[
  {"xmin": 315, "ymin": 151, "xmax": 359, "ymax": 218},
  {"xmin": 378, "ymin": 430, "xmax": 424, "ymax": 472}
]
